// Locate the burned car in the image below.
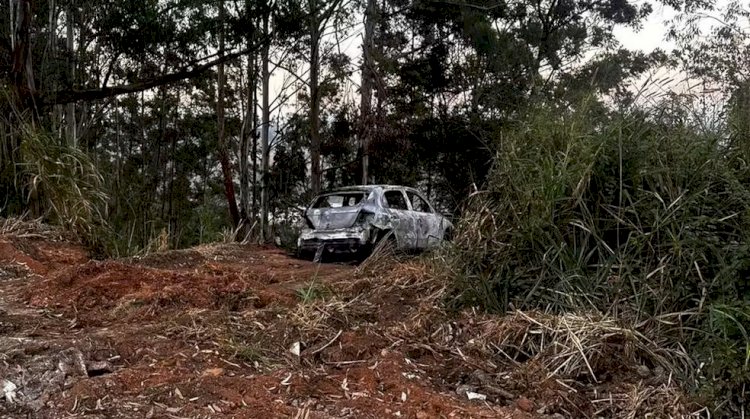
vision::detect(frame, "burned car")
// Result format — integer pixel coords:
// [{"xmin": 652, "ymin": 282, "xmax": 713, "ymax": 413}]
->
[{"xmin": 297, "ymin": 185, "xmax": 453, "ymax": 258}]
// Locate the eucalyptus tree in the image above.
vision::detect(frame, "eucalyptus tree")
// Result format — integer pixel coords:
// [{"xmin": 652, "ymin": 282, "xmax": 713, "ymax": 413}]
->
[
  {"xmin": 1, "ymin": 0, "xmax": 270, "ymax": 249},
  {"xmin": 275, "ymin": 0, "xmax": 355, "ymax": 194},
  {"xmin": 357, "ymin": 0, "xmax": 659, "ymax": 206}
]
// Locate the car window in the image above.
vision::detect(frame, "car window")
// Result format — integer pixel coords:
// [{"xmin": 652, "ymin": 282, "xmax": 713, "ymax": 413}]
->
[
  {"xmin": 408, "ymin": 192, "xmax": 433, "ymax": 213},
  {"xmin": 312, "ymin": 192, "xmax": 365, "ymax": 208},
  {"xmin": 384, "ymin": 190, "xmax": 409, "ymax": 210}
]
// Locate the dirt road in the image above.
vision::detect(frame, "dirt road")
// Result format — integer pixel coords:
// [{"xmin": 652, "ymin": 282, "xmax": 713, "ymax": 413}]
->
[{"xmin": 0, "ymin": 234, "xmax": 530, "ymax": 418}]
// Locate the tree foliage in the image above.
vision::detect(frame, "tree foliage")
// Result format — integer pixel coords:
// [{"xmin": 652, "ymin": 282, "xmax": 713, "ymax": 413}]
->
[{"xmin": 0, "ymin": 0, "xmax": 740, "ymax": 252}]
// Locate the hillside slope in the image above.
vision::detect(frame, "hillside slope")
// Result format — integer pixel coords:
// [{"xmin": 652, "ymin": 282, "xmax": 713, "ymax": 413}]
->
[{"xmin": 0, "ymin": 225, "xmax": 695, "ymax": 418}]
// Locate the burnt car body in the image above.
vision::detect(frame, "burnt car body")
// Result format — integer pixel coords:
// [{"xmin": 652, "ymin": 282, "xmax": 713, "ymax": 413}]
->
[{"xmin": 297, "ymin": 185, "xmax": 452, "ymax": 257}]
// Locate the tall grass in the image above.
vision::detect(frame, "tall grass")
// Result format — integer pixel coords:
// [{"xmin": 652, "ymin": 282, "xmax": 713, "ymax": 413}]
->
[
  {"xmin": 14, "ymin": 122, "xmax": 111, "ymax": 253},
  {"xmin": 445, "ymin": 97, "xmax": 750, "ymax": 416}
]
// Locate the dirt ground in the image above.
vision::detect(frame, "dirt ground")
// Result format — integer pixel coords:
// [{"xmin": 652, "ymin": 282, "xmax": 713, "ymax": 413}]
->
[{"xmin": 0, "ymin": 229, "xmax": 695, "ymax": 418}]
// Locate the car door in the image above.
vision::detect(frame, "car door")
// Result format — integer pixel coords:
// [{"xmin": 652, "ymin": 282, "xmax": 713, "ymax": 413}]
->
[
  {"xmin": 383, "ymin": 189, "xmax": 417, "ymax": 249},
  {"xmin": 406, "ymin": 191, "xmax": 437, "ymax": 249}
]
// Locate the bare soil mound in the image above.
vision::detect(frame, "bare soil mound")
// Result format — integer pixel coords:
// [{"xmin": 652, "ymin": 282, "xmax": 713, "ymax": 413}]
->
[
  {"xmin": 26, "ymin": 245, "xmax": 351, "ymax": 326},
  {"xmin": 28, "ymin": 261, "xmax": 294, "ymax": 324}
]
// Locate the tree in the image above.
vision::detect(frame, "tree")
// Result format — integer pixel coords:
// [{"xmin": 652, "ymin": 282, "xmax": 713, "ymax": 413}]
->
[
  {"xmin": 9, "ymin": 0, "xmax": 35, "ymax": 106},
  {"xmin": 65, "ymin": 0, "xmax": 76, "ymax": 147},
  {"xmin": 260, "ymin": 4, "xmax": 271, "ymax": 240},
  {"xmin": 217, "ymin": 0, "xmax": 241, "ymax": 227},
  {"xmin": 239, "ymin": 0, "xmax": 259, "ymax": 227},
  {"xmin": 277, "ymin": 0, "xmax": 353, "ymax": 194},
  {"xmin": 670, "ymin": 0, "xmax": 750, "ymax": 89},
  {"xmin": 0, "ymin": 0, "xmax": 674, "ymax": 252},
  {"xmin": 359, "ymin": 0, "xmax": 376, "ymax": 184},
  {"xmin": 355, "ymin": 0, "xmax": 656, "ymax": 206}
]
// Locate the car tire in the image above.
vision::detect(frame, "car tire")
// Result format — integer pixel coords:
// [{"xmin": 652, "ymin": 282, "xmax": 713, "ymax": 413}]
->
[
  {"xmin": 296, "ymin": 247, "xmax": 313, "ymax": 261},
  {"xmin": 355, "ymin": 245, "xmax": 372, "ymax": 262}
]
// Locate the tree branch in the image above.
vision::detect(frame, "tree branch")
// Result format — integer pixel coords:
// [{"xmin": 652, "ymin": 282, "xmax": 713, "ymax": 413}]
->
[
  {"xmin": 268, "ymin": 58, "xmax": 310, "ymax": 86},
  {"xmin": 39, "ymin": 43, "xmax": 264, "ymax": 107}
]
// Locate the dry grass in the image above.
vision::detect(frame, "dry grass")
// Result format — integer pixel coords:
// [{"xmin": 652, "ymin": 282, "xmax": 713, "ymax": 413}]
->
[
  {"xmin": 431, "ymin": 308, "xmax": 702, "ymax": 417},
  {"xmin": 468, "ymin": 310, "xmax": 694, "ymax": 382},
  {"xmin": 288, "ymin": 296, "xmax": 353, "ymax": 334},
  {"xmin": 591, "ymin": 382, "xmax": 704, "ymax": 418},
  {"xmin": 354, "ymin": 256, "xmax": 449, "ymax": 303},
  {"xmin": 348, "ymin": 252, "xmax": 704, "ymax": 417},
  {"xmin": 0, "ymin": 216, "xmax": 70, "ymax": 241}
]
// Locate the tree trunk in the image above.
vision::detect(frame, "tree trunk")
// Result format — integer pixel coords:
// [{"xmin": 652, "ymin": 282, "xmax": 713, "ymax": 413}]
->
[
  {"xmin": 66, "ymin": 3, "xmax": 77, "ymax": 147},
  {"xmin": 309, "ymin": 6, "xmax": 322, "ymax": 194},
  {"xmin": 251, "ymin": 86, "xmax": 259, "ymax": 219},
  {"xmin": 168, "ymin": 89, "xmax": 179, "ymax": 248},
  {"xmin": 239, "ymin": 40, "xmax": 256, "ymax": 224},
  {"xmin": 239, "ymin": 75, "xmax": 253, "ymax": 224},
  {"xmin": 251, "ymin": 50, "xmax": 259, "ymax": 219},
  {"xmin": 10, "ymin": 0, "xmax": 35, "ymax": 108},
  {"xmin": 2, "ymin": 0, "xmax": 35, "ymax": 215},
  {"xmin": 260, "ymin": 11, "xmax": 271, "ymax": 241},
  {"xmin": 47, "ymin": 0, "xmax": 63, "ymax": 135},
  {"xmin": 359, "ymin": 0, "xmax": 375, "ymax": 185},
  {"xmin": 217, "ymin": 0, "xmax": 241, "ymax": 227}
]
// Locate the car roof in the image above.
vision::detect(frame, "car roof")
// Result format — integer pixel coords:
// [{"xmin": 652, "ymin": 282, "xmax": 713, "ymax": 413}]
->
[{"xmin": 323, "ymin": 184, "xmax": 419, "ymax": 194}]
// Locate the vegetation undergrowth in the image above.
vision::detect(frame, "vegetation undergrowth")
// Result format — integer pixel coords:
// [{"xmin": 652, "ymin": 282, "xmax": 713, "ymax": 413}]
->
[
  {"xmin": 443, "ymin": 97, "xmax": 750, "ymax": 417},
  {"xmin": 8, "ymin": 120, "xmax": 114, "ymax": 255}
]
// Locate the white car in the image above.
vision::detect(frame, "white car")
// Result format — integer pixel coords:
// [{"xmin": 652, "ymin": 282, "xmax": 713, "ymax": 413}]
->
[{"xmin": 297, "ymin": 185, "xmax": 453, "ymax": 258}]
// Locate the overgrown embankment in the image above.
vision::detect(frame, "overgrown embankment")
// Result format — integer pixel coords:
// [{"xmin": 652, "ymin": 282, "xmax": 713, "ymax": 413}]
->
[{"xmin": 444, "ymin": 101, "xmax": 750, "ymax": 417}]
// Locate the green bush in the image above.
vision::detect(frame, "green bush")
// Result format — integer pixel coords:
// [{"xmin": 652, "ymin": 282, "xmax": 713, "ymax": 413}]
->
[{"xmin": 446, "ymin": 98, "xmax": 750, "ymax": 416}]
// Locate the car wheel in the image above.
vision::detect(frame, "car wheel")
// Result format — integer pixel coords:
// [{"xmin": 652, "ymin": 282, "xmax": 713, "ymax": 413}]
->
[
  {"xmin": 355, "ymin": 244, "xmax": 372, "ymax": 262},
  {"xmin": 295, "ymin": 247, "xmax": 310, "ymax": 260}
]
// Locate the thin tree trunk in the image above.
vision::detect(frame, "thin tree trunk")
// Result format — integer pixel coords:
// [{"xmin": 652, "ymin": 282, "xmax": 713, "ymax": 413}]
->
[
  {"xmin": 251, "ymin": 51, "xmax": 259, "ymax": 219},
  {"xmin": 239, "ymin": 1, "xmax": 256, "ymax": 225},
  {"xmin": 217, "ymin": 0, "xmax": 241, "ymax": 227},
  {"xmin": 260, "ymin": 11, "xmax": 271, "ymax": 242},
  {"xmin": 114, "ymin": 98, "xmax": 121, "ymax": 220},
  {"xmin": 251, "ymin": 85, "xmax": 259, "ymax": 219},
  {"xmin": 359, "ymin": 0, "xmax": 375, "ymax": 185},
  {"xmin": 239, "ymin": 56, "xmax": 254, "ymax": 224},
  {"xmin": 156, "ymin": 86, "xmax": 166, "ymax": 219},
  {"xmin": 309, "ymin": 8, "xmax": 322, "ymax": 194},
  {"xmin": 66, "ymin": 3, "xmax": 76, "ymax": 147},
  {"xmin": 168, "ymin": 90, "xmax": 178, "ymax": 248},
  {"xmin": 140, "ymin": 91, "xmax": 148, "ymax": 247},
  {"xmin": 47, "ymin": 0, "xmax": 63, "ymax": 135}
]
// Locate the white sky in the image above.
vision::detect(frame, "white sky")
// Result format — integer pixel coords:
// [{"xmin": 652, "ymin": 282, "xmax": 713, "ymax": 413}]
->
[
  {"xmin": 614, "ymin": 2, "xmax": 679, "ymax": 53},
  {"xmin": 613, "ymin": 0, "xmax": 740, "ymax": 104}
]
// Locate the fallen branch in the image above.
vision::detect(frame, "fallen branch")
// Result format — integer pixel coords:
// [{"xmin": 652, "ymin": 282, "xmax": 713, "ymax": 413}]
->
[{"xmin": 310, "ymin": 329, "xmax": 343, "ymax": 355}]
